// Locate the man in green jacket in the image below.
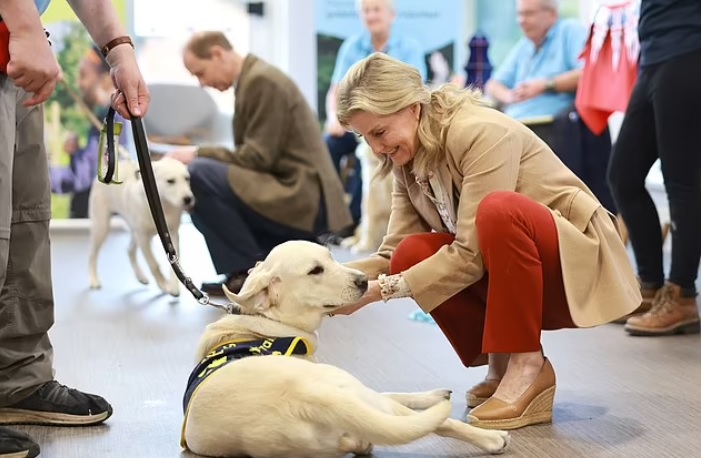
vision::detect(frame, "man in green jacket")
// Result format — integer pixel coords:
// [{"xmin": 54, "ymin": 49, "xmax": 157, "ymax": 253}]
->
[{"xmin": 170, "ymin": 31, "xmax": 352, "ymax": 296}]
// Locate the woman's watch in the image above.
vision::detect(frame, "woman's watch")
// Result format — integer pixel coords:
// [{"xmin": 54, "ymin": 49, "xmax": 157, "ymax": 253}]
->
[{"xmin": 545, "ymin": 79, "xmax": 556, "ymax": 93}]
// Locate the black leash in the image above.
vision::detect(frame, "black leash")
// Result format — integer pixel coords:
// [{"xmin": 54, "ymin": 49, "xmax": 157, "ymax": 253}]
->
[{"xmin": 100, "ymin": 106, "xmax": 238, "ymax": 315}]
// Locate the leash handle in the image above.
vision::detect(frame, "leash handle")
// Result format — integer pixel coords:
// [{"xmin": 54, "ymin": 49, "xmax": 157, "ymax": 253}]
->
[
  {"xmin": 102, "ymin": 105, "xmax": 237, "ymax": 314},
  {"xmin": 97, "ymin": 107, "xmax": 122, "ymax": 184}
]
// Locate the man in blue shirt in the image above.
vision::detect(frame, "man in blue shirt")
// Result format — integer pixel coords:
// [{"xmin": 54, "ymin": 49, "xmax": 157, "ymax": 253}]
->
[
  {"xmin": 485, "ymin": 0, "xmax": 587, "ymax": 122},
  {"xmin": 323, "ymin": 0, "xmax": 426, "ymax": 239},
  {"xmin": 482, "ymin": 0, "xmax": 619, "ymax": 216},
  {"xmin": 483, "ymin": 0, "xmax": 619, "ymax": 217}
]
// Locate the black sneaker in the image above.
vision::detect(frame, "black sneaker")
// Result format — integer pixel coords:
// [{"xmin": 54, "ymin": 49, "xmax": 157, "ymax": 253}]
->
[
  {"xmin": 317, "ymin": 223, "xmax": 358, "ymax": 246},
  {"xmin": 201, "ymin": 272, "xmax": 248, "ymax": 297},
  {"xmin": 0, "ymin": 426, "xmax": 39, "ymax": 458},
  {"xmin": 0, "ymin": 381, "xmax": 112, "ymax": 426}
]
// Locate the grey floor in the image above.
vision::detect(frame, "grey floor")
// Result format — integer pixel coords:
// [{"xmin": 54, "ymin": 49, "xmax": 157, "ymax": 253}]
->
[{"xmin": 9, "ymin": 222, "xmax": 701, "ymax": 458}]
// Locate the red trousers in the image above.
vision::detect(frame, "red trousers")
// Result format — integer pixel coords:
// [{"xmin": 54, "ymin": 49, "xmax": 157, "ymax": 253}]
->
[{"xmin": 390, "ymin": 191, "xmax": 576, "ymax": 367}]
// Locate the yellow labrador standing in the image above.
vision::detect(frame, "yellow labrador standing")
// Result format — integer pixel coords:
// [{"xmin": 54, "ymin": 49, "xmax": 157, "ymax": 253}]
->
[
  {"xmin": 342, "ymin": 140, "xmax": 392, "ymax": 254},
  {"xmin": 181, "ymin": 240, "xmax": 510, "ymax": 458},
  {"xmin": 88, "ymin": 156, "xmax": 194, "ymax": 296}
]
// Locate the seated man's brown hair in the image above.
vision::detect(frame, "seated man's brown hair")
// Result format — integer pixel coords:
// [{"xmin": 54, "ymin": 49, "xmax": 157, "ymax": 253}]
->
[{"xmin": 186, "ymin": 31, "xmax": 233, "ymax": 59}]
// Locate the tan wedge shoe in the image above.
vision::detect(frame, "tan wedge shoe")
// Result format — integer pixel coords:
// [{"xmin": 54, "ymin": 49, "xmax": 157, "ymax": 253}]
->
[
  {"xmin": 466, "ymin": 379, "xmax": 500, "ymax": 408},
  {"xmin": 467, "ymin": 357, "xmax": 556, "ymax": 430}
]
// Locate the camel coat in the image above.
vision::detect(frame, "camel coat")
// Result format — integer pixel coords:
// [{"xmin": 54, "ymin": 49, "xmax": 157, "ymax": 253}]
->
[
  {"xmin": 197, "ymin": 55, "xmax": 352, "ymax": 234},
  {"xmin": 346, "ymin": 103, "xmax": 641, "ymax": 328}
]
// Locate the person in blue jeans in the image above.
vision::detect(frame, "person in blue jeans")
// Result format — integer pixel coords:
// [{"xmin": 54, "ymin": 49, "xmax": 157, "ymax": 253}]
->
[
  {"xmin": 0, "ymin": 1, "xmax": 150, "ymax": 456},
  {"xmin": 608, "ymin": 0, "xmax": 701, "ymax": 337},
  {"xmin": 323, "ymin": 0, "xmax": 426, "ymax": 238}
]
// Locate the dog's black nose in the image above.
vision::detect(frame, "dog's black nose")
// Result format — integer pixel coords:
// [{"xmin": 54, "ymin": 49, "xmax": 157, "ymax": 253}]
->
[
  {"xmin": 183, "ymin": 196, "xmax": 193, "ymax": 205},
  {"xmin": 355, "ymin": 275, "xmax": 368, "ymax": 291}
]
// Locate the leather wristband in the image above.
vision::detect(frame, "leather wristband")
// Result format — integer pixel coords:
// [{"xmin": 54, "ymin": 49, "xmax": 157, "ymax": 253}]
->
[{"xmin": 100, "ymin": 36, "xmax": 134, "ymax": 58}]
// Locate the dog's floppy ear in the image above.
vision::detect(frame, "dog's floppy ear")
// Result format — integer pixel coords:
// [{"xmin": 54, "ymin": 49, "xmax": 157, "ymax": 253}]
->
[{"xmin": 223, "ymin": 269, "xmax": 281, "ymax": 314}]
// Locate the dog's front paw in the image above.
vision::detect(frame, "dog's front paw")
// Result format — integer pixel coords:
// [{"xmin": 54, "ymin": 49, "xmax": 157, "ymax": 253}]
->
[
  {"xmin": 168, "ymin": 285, "xmax": 180, "ymax": 297},
  {"xmin": 340, "ymin": 235, "xmax": 359, "ymax": 248},
  {"xmin": 156, "ymin": 278, "xmax": 172, "ymax": 295},
  {"xmin": 432, "ymin": 388, "xmax": 453, "ymax": 401},
  {"xmin": 417, "ymin": 388, "xmax": 452, "ymax": 406},
  {"xmin": 88, "ymin": 276, "xmax": 101, "ymax": 290},
  {"xmin": 339, "ymin": 435, "xmax": 373, "ymax": 456},
  {"xmin": 350, "ymin": 239, "xmax": 380, "ymax": 254},
  {"xmin": 480, "ymin": 430, "xmax": 511, "ymax": 455},
  {"xmin": 397, "ymin": 388, "xmax": 453, "ymax": 410},
  {"xmin": 354, "ymin": 441, "xmax": 373, "ymax": 456}
]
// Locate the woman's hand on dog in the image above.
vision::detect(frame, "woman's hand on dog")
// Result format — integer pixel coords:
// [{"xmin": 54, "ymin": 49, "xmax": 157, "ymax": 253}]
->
[{"xmin": 330, "ymin": 280, "xmax": 381, "ymax": 316}]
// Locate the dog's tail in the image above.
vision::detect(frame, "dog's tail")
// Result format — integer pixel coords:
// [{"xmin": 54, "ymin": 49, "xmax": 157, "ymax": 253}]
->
[{"xmin": 299, "ymin": 387, "xmax": 451, "ymax": 445}]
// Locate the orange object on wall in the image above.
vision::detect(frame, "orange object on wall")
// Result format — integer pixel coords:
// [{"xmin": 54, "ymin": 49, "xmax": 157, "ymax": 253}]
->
[{"xmin": 575, "ymin": 1, "xmax": 641, "ymax": 135}]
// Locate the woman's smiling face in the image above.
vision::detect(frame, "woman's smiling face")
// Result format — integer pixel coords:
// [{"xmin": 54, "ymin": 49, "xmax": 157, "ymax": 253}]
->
[{"xmin": 348, "ymin": 104, "xmax": 421, "ymax": 167}]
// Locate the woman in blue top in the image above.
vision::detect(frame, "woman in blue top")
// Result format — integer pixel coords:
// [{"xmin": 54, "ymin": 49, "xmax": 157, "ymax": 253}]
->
[{"xmin": 323, "ymin": 0, "xmax": 426, "ymax": 234}]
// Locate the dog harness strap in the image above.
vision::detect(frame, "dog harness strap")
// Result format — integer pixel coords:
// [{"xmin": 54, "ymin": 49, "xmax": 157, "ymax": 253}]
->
[
  {"xmin": 102, "ymin": 106, "xmax": 238, "ymax": 314},
  {"xmin": 182, "ymin": 336, "xmax": 313, "ymax": 412},
  {"xmin": 180, "ymin": 336, "xmax": 313, "ymax": 450}
]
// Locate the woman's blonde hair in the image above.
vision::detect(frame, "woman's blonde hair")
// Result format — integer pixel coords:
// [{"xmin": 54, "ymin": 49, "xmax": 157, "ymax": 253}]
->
[{"xmin": 336, "ymin": 52, "xmax": 482, "ymax": 179}]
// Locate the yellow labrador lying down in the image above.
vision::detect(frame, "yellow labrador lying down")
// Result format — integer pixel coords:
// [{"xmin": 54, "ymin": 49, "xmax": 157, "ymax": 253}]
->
[{"xmin": 181, "ymin": 241, "xmax": 510, "ymax": 458}]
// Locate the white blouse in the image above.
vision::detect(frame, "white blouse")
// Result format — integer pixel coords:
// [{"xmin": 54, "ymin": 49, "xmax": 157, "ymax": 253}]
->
[{"xmin": 378, "ymin": 173, "xmax": 457, "ymax": 302}]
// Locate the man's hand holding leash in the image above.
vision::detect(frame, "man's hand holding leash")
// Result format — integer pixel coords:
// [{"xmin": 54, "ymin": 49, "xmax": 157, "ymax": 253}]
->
[{"xmin": 107, "ymin": 43, "xmax": 149, "ymax": 119}]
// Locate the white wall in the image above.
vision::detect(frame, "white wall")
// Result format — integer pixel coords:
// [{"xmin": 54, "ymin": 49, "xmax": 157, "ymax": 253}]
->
[
  {"xmin": 133, "ymin": 0, "xmax": 250, "ymax": 115},
  {"xmin": 246, "ymin": 0, "xmax": 318, "ymax": 113},
  {"xmin": 140, "ymin": 0, "xmax": 619, "ymax": 130}
]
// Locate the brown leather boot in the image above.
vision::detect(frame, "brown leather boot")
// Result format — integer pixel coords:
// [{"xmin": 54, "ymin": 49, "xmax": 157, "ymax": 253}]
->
[
  {"xmin": 612, "ymin": 285, "xmax": 658, "ymax": 324},
  {"xmin": 624, "ymin": 283, "xmax": 700, "ymax": 336}
]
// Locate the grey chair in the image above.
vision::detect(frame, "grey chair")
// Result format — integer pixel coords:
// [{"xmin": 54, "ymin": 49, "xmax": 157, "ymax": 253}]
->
[{"xmin": 142, "ymin": 83, "xmax": 233, "ymax": 154}]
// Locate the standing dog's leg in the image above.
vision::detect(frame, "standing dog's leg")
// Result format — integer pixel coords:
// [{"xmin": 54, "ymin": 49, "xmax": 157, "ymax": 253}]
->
[
  {"xmin": 88, "ymin": 194, "xmax": 111, "ymax": 290},
  {"xmin": 128, "ymin": 233, "xmax": 149, "ymax": 285},
  {"xmin": 135, "ymin": 232, "xmax": 170, "ymax": 294},
  {"xmin": 351, "ymin": 143, "xmax": 374, "ymax": 254}
]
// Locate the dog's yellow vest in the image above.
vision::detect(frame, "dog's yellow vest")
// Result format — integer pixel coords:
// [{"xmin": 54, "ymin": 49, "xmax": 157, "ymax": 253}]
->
[{"xmin": 180, "ymin": 336, "xmax": 313, "ymax": 450}]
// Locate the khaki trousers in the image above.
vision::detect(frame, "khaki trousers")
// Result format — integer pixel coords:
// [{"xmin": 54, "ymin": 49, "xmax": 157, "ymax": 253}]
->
[{"xmin": 0, "ymin": 75, "xmax": 55, "ymax": 406}]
